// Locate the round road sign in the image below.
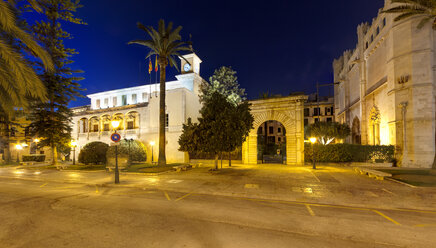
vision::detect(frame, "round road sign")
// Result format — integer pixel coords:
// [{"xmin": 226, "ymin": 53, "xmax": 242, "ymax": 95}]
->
[{"xmin": 111, "ymin": 133, "xmax": 121, "ymax": 142}]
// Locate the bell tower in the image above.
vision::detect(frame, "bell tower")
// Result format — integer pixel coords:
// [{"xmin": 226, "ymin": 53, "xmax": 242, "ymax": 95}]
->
[{"xmin": 180, "ymin": 53, "xmax": 202, "ymax": 74}]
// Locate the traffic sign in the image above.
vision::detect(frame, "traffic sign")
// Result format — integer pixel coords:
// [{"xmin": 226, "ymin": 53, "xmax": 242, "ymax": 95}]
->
[{"xmin": 111, "ymin": 133, "xmax": 121, "ymax": 142}]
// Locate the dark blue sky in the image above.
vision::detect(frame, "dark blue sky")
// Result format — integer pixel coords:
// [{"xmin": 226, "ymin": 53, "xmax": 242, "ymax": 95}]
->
[{"xmin": 62, "ymin": 0, "xmax": 383, "ymax": 107}]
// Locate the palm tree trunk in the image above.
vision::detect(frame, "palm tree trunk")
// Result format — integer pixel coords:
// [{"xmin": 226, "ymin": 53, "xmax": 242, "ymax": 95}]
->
[
  {"xmin": 214, "ymin": 153, "xmax": 218, "ymax": 170},
  {"xmin": 158, "ymin": 61, "xmax": 167, "ymax": 166},
  {"xmin": 4, "ymin": 121, "xmax": 11, "ymax": 164}
]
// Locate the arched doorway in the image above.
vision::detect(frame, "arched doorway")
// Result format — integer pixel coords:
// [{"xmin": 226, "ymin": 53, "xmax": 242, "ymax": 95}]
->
[
  {"xmin": 257, "ymin": 120, "xmax": 286, "ymax": 163},
  {"xmin": 352, "ymin": 117, "xmax": 361, "ymax": 144},
  {"xmin": 242, "ymin": 95, "xmax": 306, "ymax": 165}
]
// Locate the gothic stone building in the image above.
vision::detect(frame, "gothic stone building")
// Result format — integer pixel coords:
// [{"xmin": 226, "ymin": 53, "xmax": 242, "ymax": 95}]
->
[{"xmin": 333, "ymin": 0, "xmax": 435, "ymax": 168}]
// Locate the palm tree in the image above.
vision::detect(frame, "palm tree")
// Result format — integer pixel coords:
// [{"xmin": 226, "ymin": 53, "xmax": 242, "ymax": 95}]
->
[
  {"xmin": 128, "ymin": 19, "xmax": 191, "ymax": 166},
  {"xmin": 383, "ymin": 0, "xmax": 436, "ymax": 29},
  {"xmin": 0, "ymin": 0, "xmax": 52, "ymax": 116}
]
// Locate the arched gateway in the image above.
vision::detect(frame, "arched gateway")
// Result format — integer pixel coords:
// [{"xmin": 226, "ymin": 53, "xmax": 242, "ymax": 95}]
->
[{"xmin": 242, "ymin": 95, "xmax": 307, "ymax": 165}]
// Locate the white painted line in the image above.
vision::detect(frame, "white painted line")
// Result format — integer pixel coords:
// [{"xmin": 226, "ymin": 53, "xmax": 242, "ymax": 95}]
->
[
  {"xmin": 308, "ymin": 170, "xmax": 321, "ymax": 182},
  {"xmin": 244, "ymin": 184, "xmax": 259, "ymax": 189},
  {"xmin": 382, "ymin": 188, "xmax": 396, "ymax": 196},
  {"xmin": 305, "ymin": 204, "xmax": 315, "ymax": 216}
]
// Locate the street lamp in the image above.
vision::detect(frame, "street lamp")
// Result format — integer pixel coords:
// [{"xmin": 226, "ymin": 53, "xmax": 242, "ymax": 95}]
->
[
  {"xmin": 70, "ymin": 140, "xmax": 77, "ymax": 165},
  {"xmin": 149, "ymin": 141, "xmax": 155, "ymax": 164},
  {"xmin": 111, "ymin": 120, "xmax": 120, "ymax": 184},
  {"xmin": 33, "ymin": 138, "xmax": 40, "ymax": 153},
  {"xmin": 309, "ymin": 137, "xmax": 317, "ymax": 170},
  {"xmin": 15, "ymin": 144, "xmax": 22, "ymax": 163}
]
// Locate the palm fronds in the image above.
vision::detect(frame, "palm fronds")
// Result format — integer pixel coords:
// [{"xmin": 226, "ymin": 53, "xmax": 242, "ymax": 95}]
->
[{"xmin": 383, "ymin": 0, "xmax": 436, "ymax": 29}]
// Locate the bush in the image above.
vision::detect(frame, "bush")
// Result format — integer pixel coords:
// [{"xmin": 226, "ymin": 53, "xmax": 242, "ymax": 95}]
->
[
  {"xmin": 107, "ymin": 140, "xmax": 147, "ymax": 162},
  {"xmin": 22, "ymin": 154, "xmax": 45, "ymax": 162},
  {"xmin": 304, "ymin": 143, "xmax": 395, "ymax": 163},
  {"xmin": 79, "ymin": 142, "xmax": 109, "ymax": 165}
]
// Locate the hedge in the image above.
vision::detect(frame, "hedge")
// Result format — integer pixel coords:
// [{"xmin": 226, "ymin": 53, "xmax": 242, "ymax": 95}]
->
[
  {"xmin": 107, "ymin": 140, "xmax": 147, "ymax": 162},
  {"xmin": 22, "ymin": 154, "xmax": 45, "ymax": 162},
  {"xmin": 79, "ymin": 142, "xmax": 109, "ymax": 165},
  {"xmin": 304, "ymin": 143, "xmax": 395, "ymax": 163}
]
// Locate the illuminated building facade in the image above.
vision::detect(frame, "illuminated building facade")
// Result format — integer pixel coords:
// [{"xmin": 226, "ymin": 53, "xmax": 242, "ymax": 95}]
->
[{"xmin": 333, "ymin": 0, "xmax": 435, "ymax": 168}]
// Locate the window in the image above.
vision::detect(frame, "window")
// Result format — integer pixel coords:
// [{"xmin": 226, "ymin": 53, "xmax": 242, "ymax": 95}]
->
[
  {"xmin": 122, "ymin": 95, "xmax": 127, "ymax": 106},
  {"xmin": 304, "ymin": 119, "xmax": 308, "ymax": 126},
  {"xmin": 278, "ymin": 127, "xmax": 281, "ymax": 133},
  {"xmin": 104, "ymin": 98, "xmax": 108, "ymax": 107},
  {"xmin": 166, "ymin": 114, "xmax": 169, "ymax": 127},
  {"xmin": 103, "ymin": 123, "xmax": 110, "ymax": 131},
  {"xmin": 304, "ymin": 108, "xmax": 309, "ymax": 117},
  {"xmin": 376, "ymin": 26, "xmax": 380, "ymax": 35},
  {"xmin": 93, "ymin": 124, "xmax": 99, "ymax": 132},
  {"xmin": 267, "ymin": 136, "xmax": 275, "ymax": 144},
  {"xmin": 132, "ymin": 94, "xmax": 137, "ymax": 104},
  {"xmin": 96, "ymin": 99, "xmax": 101, "ymax": 109},
  {"xmin": 314, "ymin": 108, "xmax": 320, "ymax": 116},
  {"xmin": 366, "ymin": 42, "xmax": 369, "ymax": 49},
  {"xmin": 113, "ymin": 97, "xmax": 117, "ymax": 107},
  {"xmin": 383, "ymin": 18, "xmax": 386, "ymax": 27},
  {"xmin": 370, "ymin": 34, "xmax": 374, "ymax": 43},
  {"xmin": 142, "ymin": 92, "xmax": 147, "ymax": 102},
  {"xmin": 127, "ymin": 121, "xmax": 134, "ymax": 129},
  {"xmin": 314, "ymin": 118, "xmax": 319, "ymax": 123},
  {"xmin": 278, "ymin": 137, "xmax": 281, "ymax": 142},
  {"xmin": 269, "ymin": 126, "xmax": 274, "ymax": 134},
  {"xmin": 258, "ymin": 127, "xmax": 263, "ymax": 134},
  {"xmin": 326, "ymin": 117, "xmax": 332, "ymax": 122}
]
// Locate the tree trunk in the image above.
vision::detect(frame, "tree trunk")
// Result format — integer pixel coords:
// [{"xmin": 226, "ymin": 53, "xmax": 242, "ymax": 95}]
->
[
  {"xmin": 214, "ymin": 153, "xmax": 218, "ymax": 170},
  {"xmin": 52, "ymin": 145, "xmax": 57, "ymax": 165},
  {"xmin": 158, "ymin": 61, "xmax": 167, "ymax": 166},
  {"xmin": 220, "ymin": 152, "xmax": 223, "ymax": 169},
  {"xmin": 229, "ymin": 152, "xmax": 231, "ymax": 167},
  {"xmin": 4, "ymin": 122, "xmax": 11, "ymax": 164}
]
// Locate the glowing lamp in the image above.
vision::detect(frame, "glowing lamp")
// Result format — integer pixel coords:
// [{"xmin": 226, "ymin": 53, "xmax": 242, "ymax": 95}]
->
[
  {"xmin": 15, "ymin": 144, "xmax": 22, "ymax": 150},
  {"xmin": 309, "ymin": 137, "xmax": 317, "ymax": 144},
  {"xmin": 149, "ymin": 141, "xmax": 155, "ymax": 146},
  {"xmin": 111, "ymin": 120, "xmax": 120, "ymax": 129}
]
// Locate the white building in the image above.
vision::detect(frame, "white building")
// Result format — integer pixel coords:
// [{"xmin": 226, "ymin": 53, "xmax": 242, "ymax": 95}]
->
[
  {"xmin": 333, "ymin": 0, "xmax": 435, "ymax": 168},
  {"xmin": 71, "ymin": 53, "xmax": 205, "ymax": 163}
]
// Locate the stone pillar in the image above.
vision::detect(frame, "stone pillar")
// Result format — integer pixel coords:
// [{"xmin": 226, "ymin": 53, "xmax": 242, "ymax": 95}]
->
[
  {"xmin": 400, "ymin": 101, "xmax": 409, "ymax": 166},
  {"xmin": 247, "ymin": 135, "xmax": 258, "ymax": 164},
  {"xmin": 286, "ymin": 135, "xmax": 296, "ymax": 165}
]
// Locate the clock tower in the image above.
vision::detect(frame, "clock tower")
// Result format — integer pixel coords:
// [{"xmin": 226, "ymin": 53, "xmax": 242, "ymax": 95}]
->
[{"xmin": 180, "ymin": 53, "xmax": 202, "ymax": 74}]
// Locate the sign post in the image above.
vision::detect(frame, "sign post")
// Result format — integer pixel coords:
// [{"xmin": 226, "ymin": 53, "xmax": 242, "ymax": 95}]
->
[{"xmin": 111, "ymin": 126, "xmax": 122, "ymax": 184}]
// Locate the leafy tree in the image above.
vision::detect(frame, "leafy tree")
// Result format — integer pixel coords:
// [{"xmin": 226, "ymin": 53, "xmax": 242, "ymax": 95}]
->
[
  {"xmin": 107, "ymin": 140, "xmax": 147, "ymax": 164},
  {"xmin": 305, "ymin": 122, "xmax": 351, "ymax": 145},
  {"xmin": 78, "ymin": 141, "xmax": 108, "ymax": 165},
  {"xmin": 0, "ymin": 0, "xmax": 53, "ymax": 116},
  {"xmin": 200, "ymin": 66, "xmax": 246, "ymax": 105},
  {"xmin": 128, "ymin": 19, "xmax": 192, "ymax": 166},
  {"xmin": 179, "ymin": 92, "xmax": 253, "ymax": 169},
  {"xmin": 383, "ymin": 0, "xmax": 436, "ymax": 29},
  {"xmin": 29, "ymin": 0, "xmax": 85, "ymax": 165}
]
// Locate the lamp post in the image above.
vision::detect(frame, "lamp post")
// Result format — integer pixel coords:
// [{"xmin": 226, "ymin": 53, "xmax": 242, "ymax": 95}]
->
[
  {"xmin": 15, "ymin": 144, "xmax": 22, "ymax": 163},
  {"xmin": 149, "ymin": 141, "xmax": 155, "ymax": 164},
  {"xmin": 70, "ymin": 140, "xmax": 77, "ymax": 165},
  {"xmin": 309, "ymin": 137, "xmax": 317, "ymax": 170},
  {"xmin": 112, "ymin": 120, "xmax": 120, "ymax": 184}
]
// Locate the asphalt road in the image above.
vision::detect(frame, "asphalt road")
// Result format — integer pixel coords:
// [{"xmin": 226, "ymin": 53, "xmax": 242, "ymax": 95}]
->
[{"xmin": 0, "ymin": 177, "xmax": 435, "ymax": 248}]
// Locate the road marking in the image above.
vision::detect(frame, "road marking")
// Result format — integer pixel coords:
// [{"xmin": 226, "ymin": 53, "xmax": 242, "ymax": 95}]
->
[
  {"xmin": 163, "ymin": 191, "xmax": 171, "ymax": 201},
  {"xmin": 382, "ymin": 188, "xmax": 396, "ymax": 196},
  {"xmin": 244, "ymin": 184, "xmax": 259, "ymax": 189},
  {"xmin": 167, "ymin": 180, "xmax": 182, "ymax": 184},
  {"xmin": 414, "ymin": 224, "xmax": 436, "ymax": 228},
  {"xmin": 305, "ymin": 204, "xmax": 315, "ymax": 216},
  {"xmin": 39, "ymin": 183, "xmax": 48, "ymax": 188},
  {"xmin": 304, "ymin": 188, "xmax": 313, "ymax": 194},
  {"xmin": 175, "ymin": 192, "xmax": 193, "ymax": 202},
  {"xmin": 372, "ymin": 210, "xmax": 401, "ymax": 225},
  {"xmin": 308, "ymin": 170, "xmax": 321, "ymax": 182},
  {"xmin": 95, "ymin": 185, "xmax": 99, "ymax": 194}
]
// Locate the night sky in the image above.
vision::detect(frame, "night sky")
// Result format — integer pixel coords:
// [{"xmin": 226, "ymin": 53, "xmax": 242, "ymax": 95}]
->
[{"xmin": 60, "ymin": 0, "xmax": 383, "ymax": 107}]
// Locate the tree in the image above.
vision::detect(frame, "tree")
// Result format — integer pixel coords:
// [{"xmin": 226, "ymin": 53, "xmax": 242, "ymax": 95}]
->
[
  {"xmin": 305, "ymin": 122, "xmax": 351, "ymax": 145},
  {"xmin": 29, "ymin": 0, "xmax": 85, "ymax": 165},
  {"xmin": 0, "ymin": 0, "xmax": 52, "ymax": 116},
  {"xmin": 200, "ymin": 66, "xmax": 246, "ymax": 105},
  {"xmin": 128, "ymin": 19, "xmax": 192, "ymax": 166},
  {"xmin": 179, "ymin": 92, "xmax": 253, "ymax": 170},
  {"xmin": 383, "ymin": 0, "xmax": 436, "ymax": 29}
]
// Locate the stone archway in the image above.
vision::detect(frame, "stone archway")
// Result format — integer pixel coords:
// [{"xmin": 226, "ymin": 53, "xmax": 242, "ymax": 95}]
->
[{"xmin": 242, "ymin": 95, "xmax": 307, "ymax": 165}]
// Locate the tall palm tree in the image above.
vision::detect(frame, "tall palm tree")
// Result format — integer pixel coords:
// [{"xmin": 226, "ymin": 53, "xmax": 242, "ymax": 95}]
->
[
  {"xmin": 383, "ymin": 0, "xmax": 436, "ymax": 29},
  {"xmin": 0, "ymin": 0, "xmax": 53, "ymax": 116},
  {"xmin": 128, "ymin": 19, "xmax": 191, "ymax": 166}
]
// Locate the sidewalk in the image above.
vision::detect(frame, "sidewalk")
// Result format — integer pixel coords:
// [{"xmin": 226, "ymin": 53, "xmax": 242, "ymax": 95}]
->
[{"xmin": 1, "ymin": 163, "xmax": 435, "ymax": 211}]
